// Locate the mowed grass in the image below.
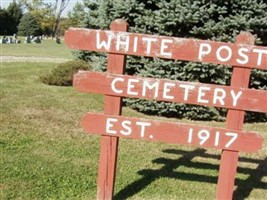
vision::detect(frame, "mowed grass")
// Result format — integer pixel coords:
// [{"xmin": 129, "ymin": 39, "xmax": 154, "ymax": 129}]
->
[
  {"xmin": 1, "ymin": 62, "xmax": 267, "ymax": 200},
  {"xmin": 1, "ymin": 38, "xmax": 72, "ymax": 59}
]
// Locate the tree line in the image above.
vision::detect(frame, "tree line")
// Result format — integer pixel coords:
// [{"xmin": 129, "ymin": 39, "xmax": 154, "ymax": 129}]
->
[{"xmin": 0, "ymin": 0, "xmax": 71, "ymax": 37}]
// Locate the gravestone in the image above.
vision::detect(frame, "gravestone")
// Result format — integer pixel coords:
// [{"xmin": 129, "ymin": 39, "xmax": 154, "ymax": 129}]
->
[
  {"xmin": 0, "ymin": 36, "xmax": 7, "ymax": 44},
  {"xmin": 12, "ymin": 34, "xmax": 17, "ymax": 43},
  {"xmin": 24, "ymin": 36, "xmax": 31, "ymax": 43},
  {"xmin": 56, "ymin": 36, "xmax": 61, "ymax": 44},
  {"xmin": 8, "ymin": 37, "xmax": 13, "ymax": 44},
  {"xmin": 32, "ymin": 36, "xmax": 41, "ymax": 43}
]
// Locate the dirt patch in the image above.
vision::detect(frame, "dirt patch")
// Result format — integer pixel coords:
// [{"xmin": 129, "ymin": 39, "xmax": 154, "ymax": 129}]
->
[{"xmin": 1, "ymin": 56, "xmax": 70, "ymax": 63}]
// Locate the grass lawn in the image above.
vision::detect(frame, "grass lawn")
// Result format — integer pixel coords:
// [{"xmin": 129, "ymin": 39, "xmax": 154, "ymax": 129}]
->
[
  {"xmin": 1, "ymin": 38, "xmax": 73, "ymax": 59},
  {"xmin": 1, "ymin": 61, "xmax": 266, "ymax": 200}
]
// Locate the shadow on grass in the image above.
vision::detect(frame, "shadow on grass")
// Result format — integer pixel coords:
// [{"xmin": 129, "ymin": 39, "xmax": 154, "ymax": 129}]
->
[{"xmin": 114, "ymin": 149, "xmax": 267, "ymax": 200}]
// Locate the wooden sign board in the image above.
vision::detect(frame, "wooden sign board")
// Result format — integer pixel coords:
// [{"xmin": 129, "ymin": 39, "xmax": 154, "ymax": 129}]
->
[
  {"xmin": 65, "ymin": 28, "xmax": 267, "ymax": 70},
  {"xmin": 81, "ymin": 112, "xmax": 263, "ymax": 153},
  {"xmin": 74, "ymin": 71, "xmax": 267, "ymax": 113},
  {"xmin": 65, "ymin": 19, "xmax": 266, "ymax": 200}
]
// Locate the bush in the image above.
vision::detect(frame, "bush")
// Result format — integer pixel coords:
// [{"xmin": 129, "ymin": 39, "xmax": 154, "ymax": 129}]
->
[{"xmin": 40, "ymin": 60, "xmax": 92, "ymax": 86}]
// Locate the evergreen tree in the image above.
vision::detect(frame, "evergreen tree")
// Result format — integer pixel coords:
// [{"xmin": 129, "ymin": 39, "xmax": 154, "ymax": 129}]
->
[
  {"xmin": 0, "ymin": 8, "xmax": 9, "ymax": 35},
  {"xmin": 67, "ymin": 2, "xmax": 87, "ymax": 28},
  {"xmin": 6, "ymin": 0, "xmax": 23, "ymax": 34},
  {"xmin": 74, "ymin": 0, "xmax": 267, "ymax": 122},
  {"xmin": 17, "ymin": 12, "xmax": 42, "ymax": 36}
]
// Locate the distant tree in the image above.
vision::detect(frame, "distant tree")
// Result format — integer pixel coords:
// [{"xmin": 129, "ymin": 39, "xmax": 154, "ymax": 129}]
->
[
  {"xmin": 51, "ymin": 0, "xmax": 70, "ymax": 37},
  {"xmin": 56, "ymin": 17, "xmax": 70, "ymax": 35},
  {"xmin": 19, "ymin": 0, "xmax": 54, "ymax": 35},
  {"xmin": 0, "ymin": 8, "xmax": 9, "ymax": 35},
  {"xmin": 17, "ymin": 12, "xmax": 42, "ymax": 36},
  {"xmin": 67, "ymin": 2, "xmax": 87, "ymax": 28},
  {"xmin": 6, "ymin": 0, "xmax": 23, "ymax": 34},
  {"xmin": 0, "ymin": 1, "xmax": 23, "ymax": 35},
  {"xmin": 55, "ymin": 1, "xmax": 91, "ymax": 36},
  {"xmin": 19, "ymin": 0, "xmax": 70, "ymax": 37}
]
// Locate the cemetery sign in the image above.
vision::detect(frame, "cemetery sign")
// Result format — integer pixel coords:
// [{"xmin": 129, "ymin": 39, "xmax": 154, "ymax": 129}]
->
[{"xmin": 65, "ymin": 19, "xmax": 266, "ymax": 200}]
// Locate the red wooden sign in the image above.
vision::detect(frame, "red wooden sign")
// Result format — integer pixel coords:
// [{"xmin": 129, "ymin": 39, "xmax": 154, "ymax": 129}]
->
[
  {"xmin": 65, "ymin": 28, "xmax": 267, "ymax": 70},
  {"xmin": 81, "ymin": 112, "xmax": 263, "ymax": 153},
  {"xmin": 74, "ymin": 71, "xmax": 267, "ymax": 113},
  {"xmin": 65, "ymin": 19, "xmax": 266, "ymax": 200}
]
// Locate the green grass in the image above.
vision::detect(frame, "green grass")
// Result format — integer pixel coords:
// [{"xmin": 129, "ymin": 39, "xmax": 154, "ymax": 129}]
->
[
  {"xmin": 0, "ymin": 38, "xmax": 72, "ymax": 59},
  {"xmin": 1, "ymin": 62, "xmax": 266, "ymax": 199}
]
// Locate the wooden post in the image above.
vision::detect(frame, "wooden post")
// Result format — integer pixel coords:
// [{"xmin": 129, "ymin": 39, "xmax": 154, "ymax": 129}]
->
[
  {"xmin": 216, "ymin": 32, "xmax": 255, "ymax": 200},
  {"xmin": 97, "ymin": 19, "xmax": 128, "ymax": 200}
]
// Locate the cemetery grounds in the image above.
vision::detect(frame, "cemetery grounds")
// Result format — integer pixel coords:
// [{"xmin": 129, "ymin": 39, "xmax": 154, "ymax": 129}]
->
[{"xmin": 0, "ymin": 38, "xmax": 266, "ymax": 199}]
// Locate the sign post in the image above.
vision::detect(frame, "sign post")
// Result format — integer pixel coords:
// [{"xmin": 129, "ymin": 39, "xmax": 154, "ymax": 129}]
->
[
  {"xmin": 216, "ymin": 32, "xmax": 256, "ymax": 199},
  {"xmin": 65, "ymin": 19, "xmax": 266, "ymax": 199},
  {"xmin": 97, "ymin": 19, "xmax": 128, "ymax": 200}
]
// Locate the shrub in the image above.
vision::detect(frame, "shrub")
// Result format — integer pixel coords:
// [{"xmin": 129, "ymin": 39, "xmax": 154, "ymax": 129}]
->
[{"xmin": 40, "ymin": 60, "xmax": 92, "ymax": 86}]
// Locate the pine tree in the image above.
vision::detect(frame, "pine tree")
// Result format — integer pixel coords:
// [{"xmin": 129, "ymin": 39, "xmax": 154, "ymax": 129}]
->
[
  {"xmin": 67, "ymin": 2, "xmax": 87, "ymax": 28},
  {"xmin": 0, "ymin": 1, "xmax": 22, "ymax": 35},
  {"xmin": 73, "ymin": 0, "xmax": 267, "ymax": 122},
  {"xmin": 6, "ymin": 0, "xmax": 23, "ymax": 34},
  {"xmin": 0, "ymin": 8, "xmax": 9, "ymax": 35},
  {"xmin": 17, "ymin": 12, "xmax": 42, "ymax": 36}
]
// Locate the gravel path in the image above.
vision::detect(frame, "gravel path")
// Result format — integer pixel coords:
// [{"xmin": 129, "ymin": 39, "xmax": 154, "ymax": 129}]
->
[{"xmin": 1, "ymin": 56, "xmax": 70, "ymax": 63}]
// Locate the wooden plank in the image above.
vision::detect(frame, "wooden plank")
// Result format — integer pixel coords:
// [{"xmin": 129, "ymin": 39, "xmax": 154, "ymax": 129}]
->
[
  {"xmin": 216, "ymin": 32, "xmax": 255, "ymax": 200},
  {"xmin": 65, "ymin": 28, "xmax": 267, "ymax": 70},
  {"xmin": 97, "ymin": 19, "xmax": 128, "ymax": 200},
  {"xmin": 74, "ymin": 71, "xmax": 267, "ymax": 113},
  {"xmin": 81, "ymin": 112, "xmax": 263, "ymax": 153}
]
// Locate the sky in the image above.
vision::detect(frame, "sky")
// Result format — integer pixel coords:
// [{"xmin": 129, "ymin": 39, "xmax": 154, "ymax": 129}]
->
[{"xmin": 0, "ymin": 0, "xmax": 82, "ymax": 17}]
